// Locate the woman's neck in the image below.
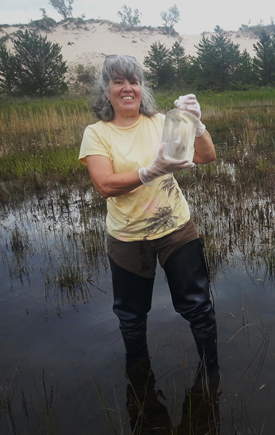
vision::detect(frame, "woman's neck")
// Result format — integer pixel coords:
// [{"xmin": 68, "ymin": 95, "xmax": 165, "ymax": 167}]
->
[{"xmin": 111, "ymin": 113, "xmax": 140, "ymax": 127}]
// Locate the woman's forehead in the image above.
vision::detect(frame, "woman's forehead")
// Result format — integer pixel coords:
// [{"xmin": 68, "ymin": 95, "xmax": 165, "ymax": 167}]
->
[{"xmin": 111, "ymin": 72, "xmax": 139, "ymax": 81}]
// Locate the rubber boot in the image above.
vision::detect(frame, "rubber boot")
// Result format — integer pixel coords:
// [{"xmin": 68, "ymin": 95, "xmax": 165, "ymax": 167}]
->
[
  {"xmin": 163, "ymin": 238, "xmax": 216, "ymax": 334},
  {"xmin": 163, "ymin": 238, "xmax": 218, "ymax": 368},
  {"xmin": 109, "ymin": 256, "xmax": 155, "ymax": 356}
]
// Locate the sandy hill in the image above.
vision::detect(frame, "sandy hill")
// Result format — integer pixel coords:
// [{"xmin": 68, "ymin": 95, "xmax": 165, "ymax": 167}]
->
[{"xmin": 2, "ymin": 21, "xmax": 259, "ymax": 74}]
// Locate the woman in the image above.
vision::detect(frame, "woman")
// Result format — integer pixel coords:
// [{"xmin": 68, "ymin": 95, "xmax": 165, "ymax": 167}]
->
[{"xmin": 79, "ymin": 55, "xmax": 218, "ymax": 374}]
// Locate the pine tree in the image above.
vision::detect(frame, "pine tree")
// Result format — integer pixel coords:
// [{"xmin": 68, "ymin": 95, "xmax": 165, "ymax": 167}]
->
[
  {"xmin": 193, "ymin": 33, "xmax": 241, "ymax": 90},
  {"xmin": 234, "ymin": 49, "xmax": 256, "ymax": 88},
  {"xmin": 0, "ymin": 42, "xmax": 17, "ymax": 94},
  {"xmin": 12, "ymin": 30, "xmax": 68, "ymax": 96},
  {"xmin": 253, "ymin": 30, "xmax": 275, "ymax": 86},
  {"xmin": 144, "ymin": 42, "xmax": 174, "ymax": 89},
  {"xmin": 169, "ymin": 41, "xmax": 189, "ymax": 85}
]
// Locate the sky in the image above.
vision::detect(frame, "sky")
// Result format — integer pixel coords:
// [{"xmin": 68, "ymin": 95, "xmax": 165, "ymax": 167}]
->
[{"xmin": 1, "ymin": 0, "xmax": 275, "ymax": 35}]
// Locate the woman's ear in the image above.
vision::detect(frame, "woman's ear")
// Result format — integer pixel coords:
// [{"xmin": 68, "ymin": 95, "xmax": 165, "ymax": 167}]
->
[{"xmin": 104, "ymin": 90, "xmax": 112, "ymax": 105}]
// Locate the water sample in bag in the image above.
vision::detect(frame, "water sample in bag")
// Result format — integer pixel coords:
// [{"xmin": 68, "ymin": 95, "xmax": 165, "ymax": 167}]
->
[{"xmin": 162, "ymin": 109, "xmax": 199, "ymax": 162}]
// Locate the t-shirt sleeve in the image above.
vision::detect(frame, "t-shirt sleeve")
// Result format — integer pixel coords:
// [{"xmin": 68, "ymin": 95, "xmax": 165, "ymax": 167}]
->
[{"xmin": 78, "ymin": 124, "xmax": 110, "ymax": 165}]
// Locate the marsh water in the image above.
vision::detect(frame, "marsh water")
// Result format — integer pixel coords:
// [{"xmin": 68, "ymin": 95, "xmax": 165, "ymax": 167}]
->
[{"xmin": 1, "ymin": 158, "xmax": 275, "ymax": 434}]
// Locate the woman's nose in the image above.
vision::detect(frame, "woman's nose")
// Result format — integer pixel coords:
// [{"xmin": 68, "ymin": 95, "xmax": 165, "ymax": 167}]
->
[{"xmin": 123, "ymin": 81, "xmax": 132, "ymax": 91}]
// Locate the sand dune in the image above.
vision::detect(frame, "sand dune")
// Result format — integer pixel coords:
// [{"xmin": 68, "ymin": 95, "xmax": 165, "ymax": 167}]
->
[{"xmin": 2, "ymin": 21, "xmax": 259, "ymax": 73}]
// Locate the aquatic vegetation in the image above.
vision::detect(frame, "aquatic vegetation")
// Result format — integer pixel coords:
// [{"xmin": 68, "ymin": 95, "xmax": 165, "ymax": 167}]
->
[{"xmin": 0, "ymin": 189, "xmax": 108, "ymax": 311}]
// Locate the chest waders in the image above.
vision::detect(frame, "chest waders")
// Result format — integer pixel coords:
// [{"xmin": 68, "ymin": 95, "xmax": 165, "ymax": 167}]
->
[
  {"xmin": 109, "ymin": 255, "xmax": 154, "ymax": 355},
  {"xmin": 109, "ymin": 237, "xmax": 218, "ymax": 374}
]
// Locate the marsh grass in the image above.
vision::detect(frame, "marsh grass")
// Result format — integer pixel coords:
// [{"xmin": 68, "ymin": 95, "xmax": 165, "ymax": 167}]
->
[
  {"xmin": 0, "ymin": 98, "xmax": 93, "ymax": 153},
  {"xmin": 0, "ymin": 147, "xmax": 83, "ymax": 180},
  {"xmin": 0, "ymin": 365, "xmax": 58, "ymax": 435},
  {"xmin": 0, "ymin": 225, "xmax": 35, "ymax": 283},
  {"xmin": 29, "ymin": 367, "xmax": 58, "ymax": 435},
  {"xmin": 155, "ymin": 88, "xmax": 275, "ymax": 110},
  {"xmin": 0, "ymin": 187, "xmax": 108, "ymax": 311},
  {"xmin": 0, "ymin": 97, "xmax": 94, "ymax": 200},
  {"xmin": 0, "ymin": 367, "xmax": 18, "ymax": 434},
  {"xmin": 1, "ymin": 90, "xmax": 275, "ymax": 204},
  {"xmin": 0, "ymin": 98, "xmax": 96, "ymax": 204}
]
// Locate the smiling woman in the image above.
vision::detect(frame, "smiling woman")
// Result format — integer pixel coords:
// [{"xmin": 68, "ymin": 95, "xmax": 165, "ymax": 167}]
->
[
  {"xmin": 78, "ymin": 54, "xmax": 218, "ymax": 388},
  {"xmin": 107, "ymin": 75, "xmax": 142, "ymax": 126},
  {"xmin": 91, "ymin": 55, "xmax": 156, "ymax": 123}
]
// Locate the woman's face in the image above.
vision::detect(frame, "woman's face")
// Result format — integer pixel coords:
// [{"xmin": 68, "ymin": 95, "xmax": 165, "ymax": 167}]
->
[{"xmin": 108, "ymin": 74, "xmax": 142, "ymax": 119}]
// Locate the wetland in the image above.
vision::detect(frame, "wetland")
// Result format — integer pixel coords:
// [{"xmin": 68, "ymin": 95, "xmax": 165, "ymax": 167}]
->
[{"xmin": 1, "ymin": 91, "xmax": 275, "ymax": 434}]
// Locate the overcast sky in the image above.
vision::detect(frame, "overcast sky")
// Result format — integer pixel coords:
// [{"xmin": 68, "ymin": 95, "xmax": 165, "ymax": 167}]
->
[{"xmin": 1, "ymin": 0, "xmax": 274, "ymax": 34}]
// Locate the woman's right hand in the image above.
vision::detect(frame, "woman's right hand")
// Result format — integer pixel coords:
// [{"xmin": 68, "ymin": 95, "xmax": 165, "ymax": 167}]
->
[{"xmin": 138, "ymin": 143, "xmax": 194, "ymax": 186}]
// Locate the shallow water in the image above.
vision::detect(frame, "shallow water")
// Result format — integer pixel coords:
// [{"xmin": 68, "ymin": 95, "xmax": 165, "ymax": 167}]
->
[{"xmin": 1, "ymin": 190, "xmax": 275, "ymax": 434}]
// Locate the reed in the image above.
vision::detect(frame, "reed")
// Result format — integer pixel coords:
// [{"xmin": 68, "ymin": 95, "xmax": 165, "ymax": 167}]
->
[{"xmin": 0, "ymin": 101, "xmax": 94, "ymax": 156}]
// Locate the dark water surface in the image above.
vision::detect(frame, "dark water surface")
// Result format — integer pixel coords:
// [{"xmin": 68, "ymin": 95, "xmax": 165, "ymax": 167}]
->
[{"xmin": 1, "ymin": 191, "xmax": 275, "ymax": 434}]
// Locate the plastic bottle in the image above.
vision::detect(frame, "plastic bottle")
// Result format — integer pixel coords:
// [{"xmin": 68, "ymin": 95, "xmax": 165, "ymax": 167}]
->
[{"xmin": 161, "ymin": 109, "xmax": 199, "ymax": 162}]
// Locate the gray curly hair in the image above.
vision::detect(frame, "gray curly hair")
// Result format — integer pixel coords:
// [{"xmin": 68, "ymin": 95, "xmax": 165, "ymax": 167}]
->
[{"xmin": 92, "ymin": 55, "xmax": 157, "ymax": 121}]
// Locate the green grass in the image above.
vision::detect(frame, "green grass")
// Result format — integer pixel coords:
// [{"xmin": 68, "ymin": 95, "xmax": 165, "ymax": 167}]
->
[
  {"xmin": 155, "ymin": 88, "xmax": 275, "ymax": 110},
  {"xmin": 0, "ymin": 95, "xmax": 90, "ymax": 114},
  {"xmin": 0, "ymin": 147, "xmax": 83, "ymax": 180}
]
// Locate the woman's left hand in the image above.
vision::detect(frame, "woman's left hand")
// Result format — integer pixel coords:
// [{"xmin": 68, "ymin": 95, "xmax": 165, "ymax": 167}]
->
[
  {"xmin": 174, "ymin": 94, "xmax": 206, "ymax": 137},
  {"xmin": 174, "ymin": 94, "xmax": 201, "ymax": 118}
]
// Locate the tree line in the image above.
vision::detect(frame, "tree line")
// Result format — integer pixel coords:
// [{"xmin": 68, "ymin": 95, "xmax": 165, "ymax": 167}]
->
[
  {"xmin": 144, "ymin": 28, "xmax": 275, "ymax": 91},
  {"xmin": 1, "ymin": 27, "xmax": 275, "ymax": 97}
]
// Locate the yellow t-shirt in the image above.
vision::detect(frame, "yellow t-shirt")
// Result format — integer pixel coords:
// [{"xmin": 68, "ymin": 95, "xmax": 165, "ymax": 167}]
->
[{"xmin": 79, "ymin": 113, "xmax": 190, "ymax": 241}]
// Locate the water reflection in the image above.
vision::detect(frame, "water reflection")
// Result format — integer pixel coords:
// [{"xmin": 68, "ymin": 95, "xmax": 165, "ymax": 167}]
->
[{"xmin": 126, "ymin": 347, "xmax": 220, "ymax": 434}]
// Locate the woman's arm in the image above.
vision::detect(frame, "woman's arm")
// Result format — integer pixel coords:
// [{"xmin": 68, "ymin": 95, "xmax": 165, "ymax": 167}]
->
[
  {"xmin": 193, "ymin": 130, "xmax": 216, "ymax": 164},
  {"xmin": 86, "ymin": 147, "xmax": 194, "ymax": 197},
  {"xmin": 86, "ymin": 155, "xmax": 142, "ymax": 198}
]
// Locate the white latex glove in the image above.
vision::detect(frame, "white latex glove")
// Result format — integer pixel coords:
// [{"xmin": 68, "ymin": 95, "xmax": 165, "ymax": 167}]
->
[
  {"xmin": 138, "ymin": 143, "xmax": 194, "ymax": 186},
  {"xmin": 174, "ymin": 94, "xmax": 206, "ymax": 137}
]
